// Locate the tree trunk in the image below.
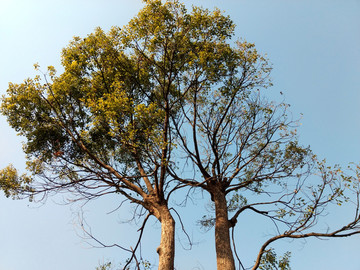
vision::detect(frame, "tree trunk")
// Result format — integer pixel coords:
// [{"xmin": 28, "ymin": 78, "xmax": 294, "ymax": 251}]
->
[
  {"xmin": 213, "ymin": 187, "xmax": 236, "ymax": 270},
  {"xmin": 156, "ymin": 205, "xmax": 175, "ymax": 270}
]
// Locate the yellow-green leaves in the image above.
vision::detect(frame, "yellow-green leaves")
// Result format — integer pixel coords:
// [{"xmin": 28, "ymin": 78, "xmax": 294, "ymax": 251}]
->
[
  {"xmin": 1, "ymin": 0, "xmax": 277, "ymax": 203},
  {"xmin": 259, "ymin": 249, "xmax": 291, "ymax": 270},
  {"xmin": 0, "ymin": 165, "xmax": 33, "ymax": 199}
]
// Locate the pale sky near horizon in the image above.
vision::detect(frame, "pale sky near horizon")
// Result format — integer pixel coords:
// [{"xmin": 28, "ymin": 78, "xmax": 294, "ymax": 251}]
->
[{"xmin": 1, "ymin": 0, "xmax": 360, "ymax": 269}]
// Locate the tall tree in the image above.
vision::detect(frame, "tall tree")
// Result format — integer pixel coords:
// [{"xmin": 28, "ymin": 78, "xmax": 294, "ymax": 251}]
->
[
  {"xmin": 0, "ymin": 0, "xmax": 240, "ymax": 269},
  {"xmin": 167, "ymin": 17, "xmax": 360, "ymax": 270},
  {"xmin": 1, "ymin": 27, "xmax": 176, "ymax": 270}
]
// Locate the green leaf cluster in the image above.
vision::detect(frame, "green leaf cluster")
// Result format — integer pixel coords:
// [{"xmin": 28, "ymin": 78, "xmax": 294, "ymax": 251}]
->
[
  {"xmin": 0, "ymin": 165, "xmax": 33, "ymax": 199},
  {"xmin": 259, "ymin": 248, "xmax": 291, "ymax": 270}
]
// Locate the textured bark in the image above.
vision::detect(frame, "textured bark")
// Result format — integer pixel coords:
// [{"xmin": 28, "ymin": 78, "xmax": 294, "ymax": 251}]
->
[
  {"xmin": 156, "ymin": 205, "xmax": 175, "ymax": 270},
  {"xmin": 213, "ymin": 187, "xmax": 236, "ymax": 270}
]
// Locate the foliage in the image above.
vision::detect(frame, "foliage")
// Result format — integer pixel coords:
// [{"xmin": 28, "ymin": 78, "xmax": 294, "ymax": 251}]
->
[
  {"xmin": 96, "ymin": 261, "xmax": 114, "ymax": 270},
  {"xmin": 95, "ymin": 259, "xmax": 151, "ymax": 270},
  {"xmin": 258, "ymin": 249, "xmax": 291, "ymax": 270},
  {"xmin": 0, "ymin": 0, "xmax": 245, "ymax": 202},
  {"xmin": 0, "ymin": 165, "xmax": 33, "ymax": 199}
]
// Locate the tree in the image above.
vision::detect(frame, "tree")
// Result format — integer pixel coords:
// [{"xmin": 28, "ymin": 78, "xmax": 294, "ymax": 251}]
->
[
  {"xmin": 2, "ymin": 1, "xmax": 360, "ymax": 270},
  {"xmin": 1, "ymin": 1, "xmax": 184, "ymax": 269},
  {"xmin": 0, "ymin": 1, "xmax": 240, "ymax": 269},
  {"xmin": 165, "ymin": 12, "xmax": 360, "ymax": 270},
  {"xmin": 2, "ymin": 30, "xmax": 176, "ymax": 269}
]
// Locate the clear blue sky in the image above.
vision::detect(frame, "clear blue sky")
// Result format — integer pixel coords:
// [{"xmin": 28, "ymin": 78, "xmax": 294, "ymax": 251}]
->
[{"xmin": 0, "ymin": 0, "xmax": 359, "ymax": 269}]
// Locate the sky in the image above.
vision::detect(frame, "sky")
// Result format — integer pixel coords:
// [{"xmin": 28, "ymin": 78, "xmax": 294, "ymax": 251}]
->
[{"xmin": 0, "ymin": 0, "xmax": 360, "ymax": 269}]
